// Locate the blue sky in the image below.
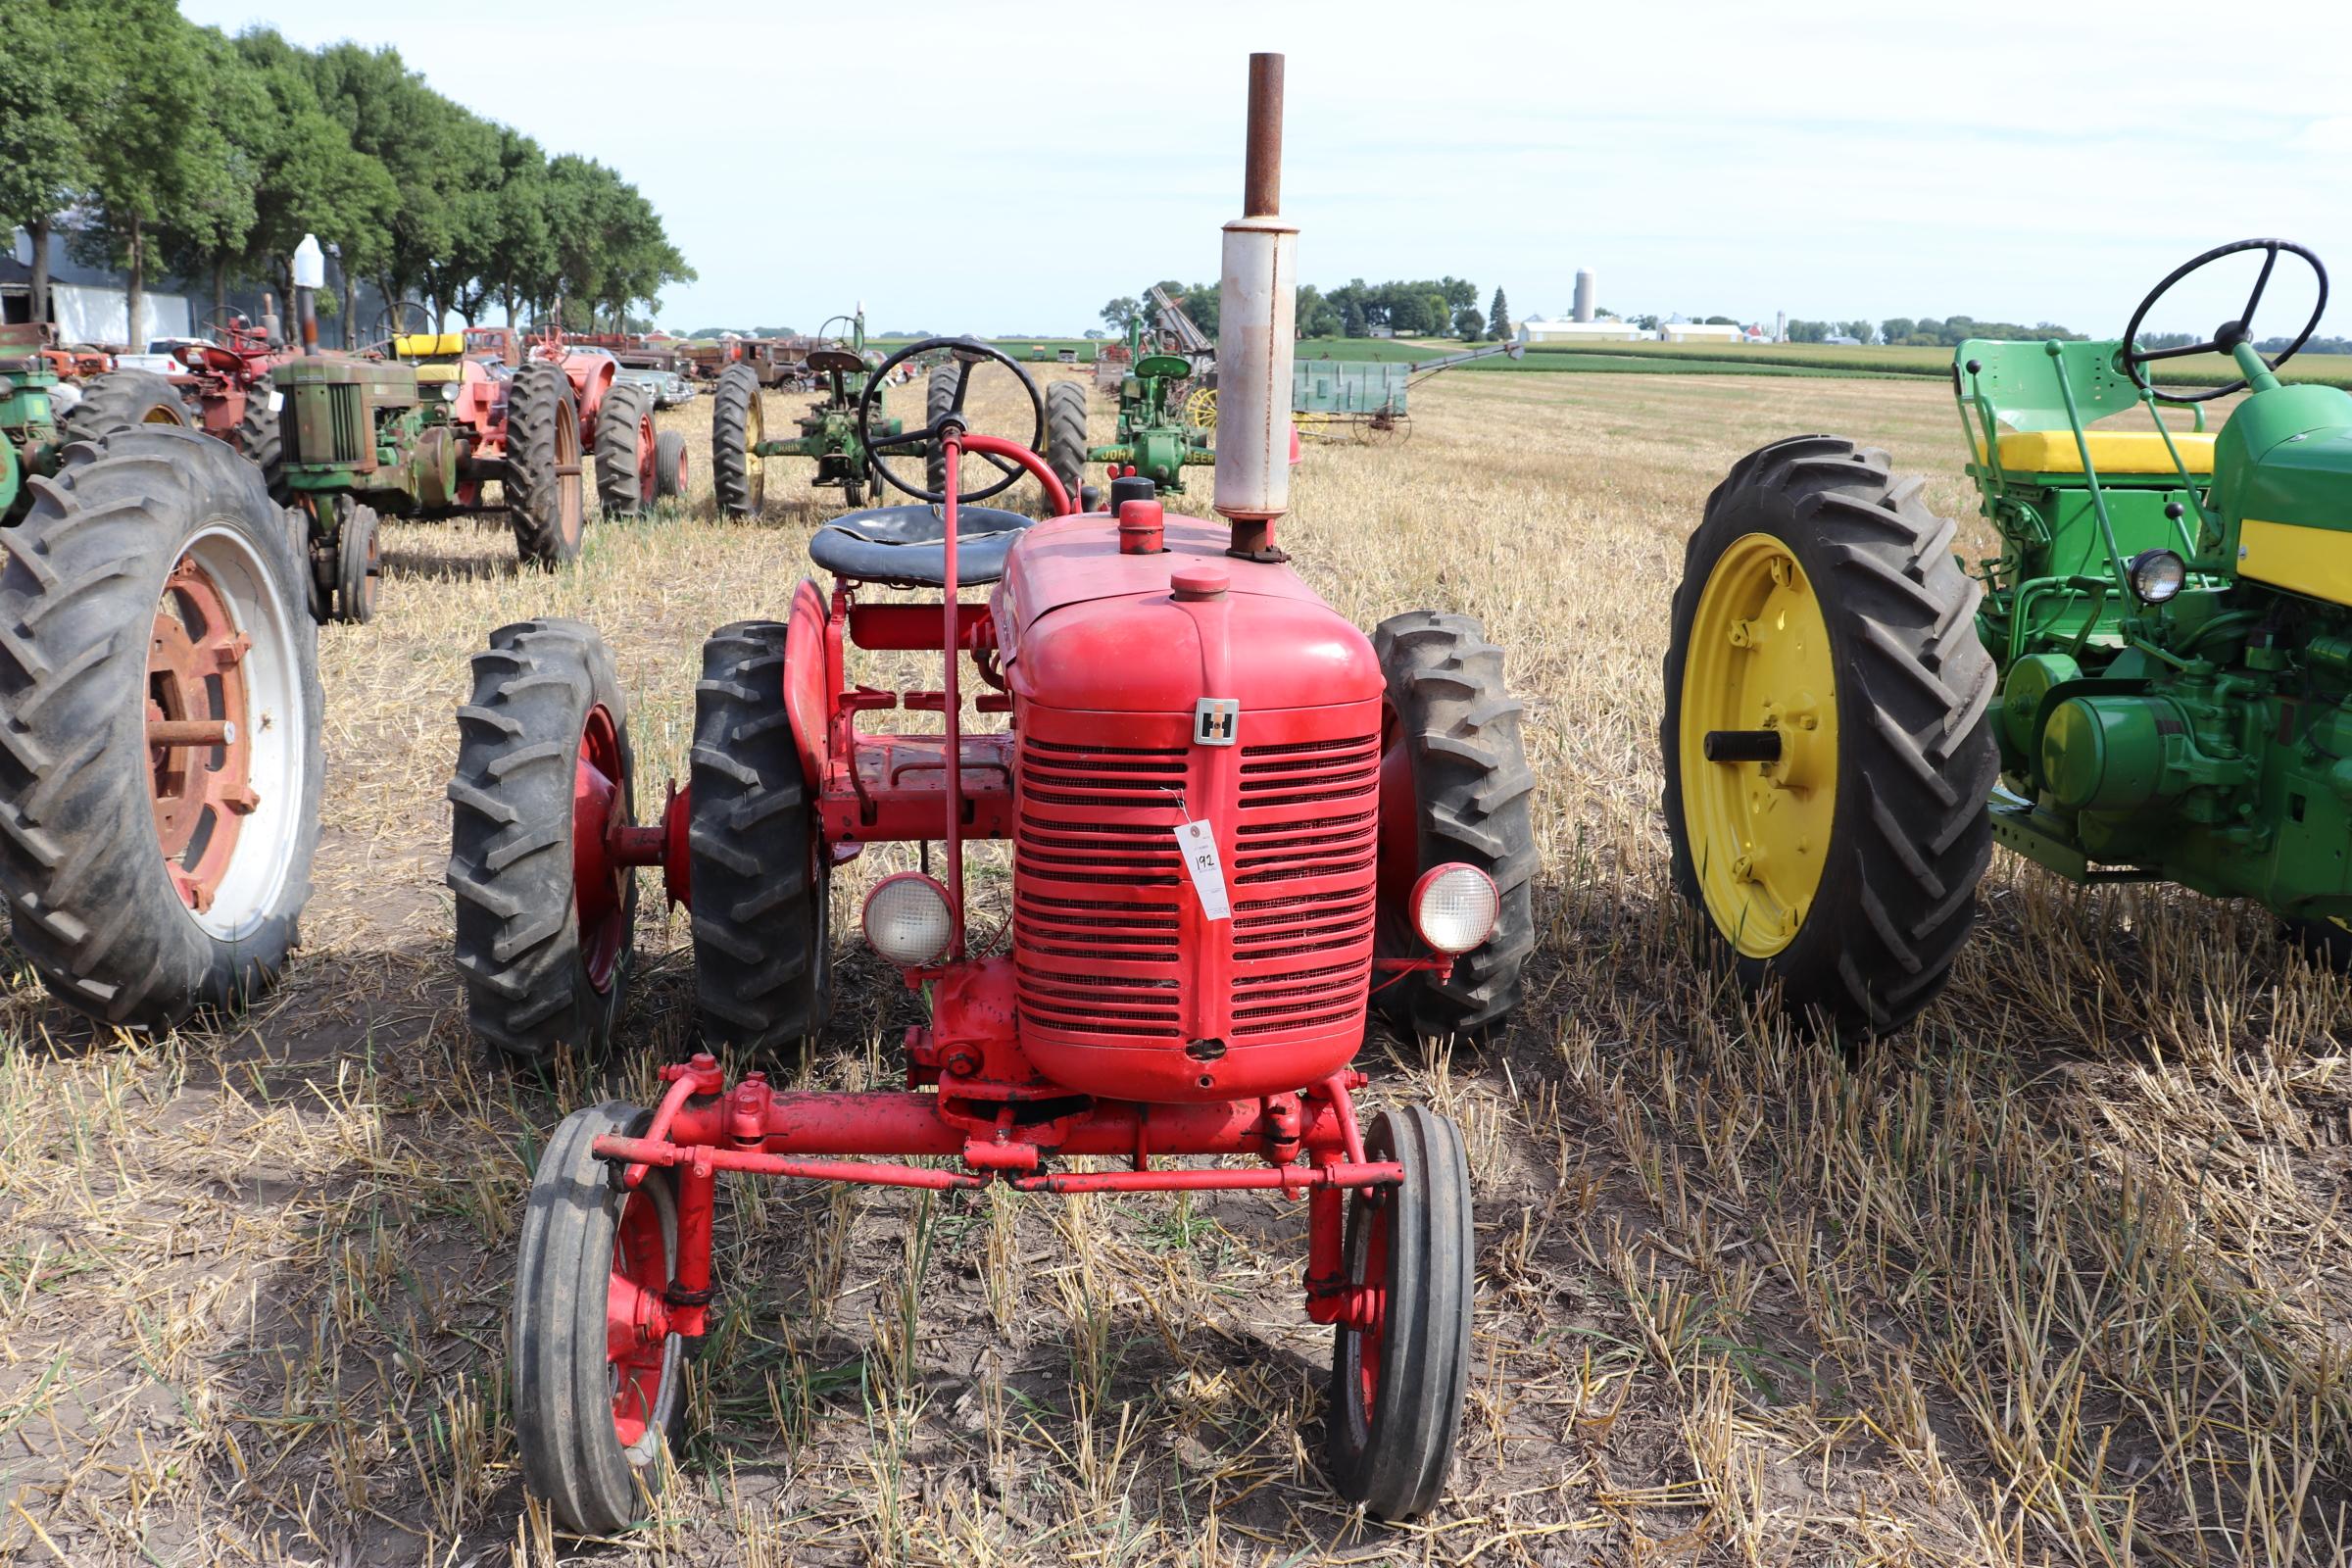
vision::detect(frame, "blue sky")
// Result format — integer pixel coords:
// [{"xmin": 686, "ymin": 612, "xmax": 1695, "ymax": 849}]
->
[{"xmin": 178, "ymin": 0, "xmax": 2348, "ymax": 341}]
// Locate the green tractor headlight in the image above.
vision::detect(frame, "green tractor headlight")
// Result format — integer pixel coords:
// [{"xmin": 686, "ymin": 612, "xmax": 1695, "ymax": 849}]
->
[{"xmin": 2127, "ymin": 549, "xmax": 2186, "ymax": 604}]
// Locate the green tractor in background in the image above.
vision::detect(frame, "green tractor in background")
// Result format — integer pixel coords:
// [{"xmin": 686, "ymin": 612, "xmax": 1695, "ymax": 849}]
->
[
  {"xmin": 711, "ymin": 309, "xmax": 904, "ymax": 514},
  {"xmin": 0, "ymin": 324, "xmax": 64, "ymax": 527},
  {"xmin": 1087, "ymin": 343, "xmax": 1213, "ymax": 495},
  {"xmin": 1664, "ymin": 239, "xmax": 2352, "ymax": 1034}
]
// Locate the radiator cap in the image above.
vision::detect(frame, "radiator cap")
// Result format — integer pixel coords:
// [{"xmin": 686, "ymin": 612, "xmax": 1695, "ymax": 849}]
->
[{"xmin": 1171, "ymin": 564, "xmax": 1229, "ymax": 602}]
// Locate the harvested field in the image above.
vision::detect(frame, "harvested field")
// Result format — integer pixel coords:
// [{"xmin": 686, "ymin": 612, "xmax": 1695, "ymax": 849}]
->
[{"xmin": 3, "ymin": 365, "xmax": 2349, "ymax": 1565}]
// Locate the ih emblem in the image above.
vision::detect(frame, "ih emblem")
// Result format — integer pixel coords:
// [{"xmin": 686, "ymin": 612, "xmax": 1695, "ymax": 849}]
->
[{"xmin": 1194, "ymin": 698, "xmax": 1241, "ymax": 747}]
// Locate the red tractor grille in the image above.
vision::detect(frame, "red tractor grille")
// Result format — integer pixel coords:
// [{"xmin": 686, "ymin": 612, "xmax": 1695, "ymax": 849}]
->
[{"xmin": 1013, "ymin": 712, "xmax": 1380, "ymax": 1060}]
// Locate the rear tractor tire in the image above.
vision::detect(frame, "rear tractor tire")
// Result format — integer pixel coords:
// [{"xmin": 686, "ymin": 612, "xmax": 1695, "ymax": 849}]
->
[
  {"xmin": 924, "ymin": 362, "xmax": 958, "ymax": 498},
  {"xmin": 447, "ymin": 618, "xmax": 638, "ymax": 1067},
  {"xmin": 506, "ymin": 364, "xmax": 586, "ymax": 567},
  {"xmin": 1045, "ymin": 378, "xmax": 1088, "ymax": 511},
  {"xmin": 1371, "ymin": 611, "xmax": 1539, "ymax": 1040},
  {"xmin": 236, "ymin": 372, "xmax": 286, "ymax": 502},
  {"xmin": 689, "ymin": 620, "xmax": 828, "ymax": 1052},
  {"xmin": 0, "ymin": 425, "xmax": 322, "ymax": 1030},
  {"xmin": 60, "ymin": 368, "xmax": 192, "ymax": 444},
  {"xmin": 594, "ymin": 380, "xmax": 658, "ymax": 517},
  {"xmin": 711, "ymin": 364, "xmax": 765, "ymax": 517},
  {"xmin": 1661, "ymin": 434, "xmax": 1997, "ymax": 1038}
]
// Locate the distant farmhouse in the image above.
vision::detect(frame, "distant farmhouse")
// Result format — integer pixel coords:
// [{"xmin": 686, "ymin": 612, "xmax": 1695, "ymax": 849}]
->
[{"xmin": 1518, "ymin": 316, "xmax": 1645, "ymax": 344}]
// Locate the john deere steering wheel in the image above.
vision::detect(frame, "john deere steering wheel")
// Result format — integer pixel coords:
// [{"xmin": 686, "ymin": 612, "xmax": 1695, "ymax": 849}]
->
[
  {"xmin": 369, "ymin": 300, "xmax": 438, "ymax": 358},
  {"xmin": 2121, "ymin": 238, "xmax": 2328, "ymax": 403},
  {"xmin": 858, "ymin": 337, "xmax": 1045, "ymax": 505}
]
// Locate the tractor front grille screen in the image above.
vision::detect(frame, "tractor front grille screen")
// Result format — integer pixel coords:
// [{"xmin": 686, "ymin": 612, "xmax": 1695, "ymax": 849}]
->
[
  {"xmin": 289, "ymin": 382, "xmax": 367, "ymax": 466},
  {"xmin": 1012, "ymin": 712, "xmax": 1378, "ymax": 1049}
]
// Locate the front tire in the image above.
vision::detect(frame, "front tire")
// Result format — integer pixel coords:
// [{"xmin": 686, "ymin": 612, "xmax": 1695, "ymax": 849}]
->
[
  {"xmin": 690, "ymin": 621, "xmax": 827, "ymax": 1051},
  {"xmin": 514, "ymin": 1101, "xmax": 687, "ymax": 1534},
  {"xmin": 447, "ymin": 618, "xmax": 637, "ymax": 1066},
  {"xmin": 0, "ymin": 425, "xmax": 321, "ymax": 1030},
  {"xmin": 925, "ymin": 363, "xmax": 958, "ymax": 498},
  {"xmin": 506, "ymin": 364, "xmax": 585, "ymax": 566},
  {"xmin": 654, "ymin": 429, "xmax": 688, "ymax": 499},
  {"xmin": 1371, "ymin": 612, "xmax": 1539, "ymax": 1039},
  {"xmin": 594, "ymin": 380, "xmax": 657, "ymax": 516},
  {"xmin": 1326, "ymin": 1105, "xmax": 1473, "ymax": 1521},
  {"xmin": 1661, "ymin": 435, "xmax": 1997, "ymax": 1037},
  {"xmin": 711, "ymin": 365, "xmax": 764, "ymax": 517}
]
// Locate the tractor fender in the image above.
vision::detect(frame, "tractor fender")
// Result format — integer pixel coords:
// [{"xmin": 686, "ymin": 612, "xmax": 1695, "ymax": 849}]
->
[
  {"xmin": 784, "ymin": 577, "xmax": 831, "ymax": 799},
  {"xmin": 564, "ymin": 354, "xmax": 618, "ymax": 435}
]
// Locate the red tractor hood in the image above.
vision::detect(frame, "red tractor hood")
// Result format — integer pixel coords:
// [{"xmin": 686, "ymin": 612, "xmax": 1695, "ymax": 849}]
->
[{"xmin": 993, "ymin": 513, "xmax": 1380, "ymax": 711}]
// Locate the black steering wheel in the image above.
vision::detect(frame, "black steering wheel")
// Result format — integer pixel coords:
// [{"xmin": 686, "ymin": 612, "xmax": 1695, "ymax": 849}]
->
[
  {"xmin": 370, "ymin": 300, "xmax": 437, "ymax": 355},
  {"xmin": 2121, "ymin": 238, "xmax": 2328, "ymax": 403},
  {"xmin": 858, "ymin": 337, "xmax": 1046, "ymax": 505}
]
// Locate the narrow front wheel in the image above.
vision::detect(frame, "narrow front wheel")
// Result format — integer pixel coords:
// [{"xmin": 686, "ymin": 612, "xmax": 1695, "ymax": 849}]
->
[
  {"xmin": 514, "ymin": 1102, "xmax": 687, "ymax": 1534},
  {"xmin": 1326, "ymin": 1105, "xmax": 1473, "ymax": 1520}
]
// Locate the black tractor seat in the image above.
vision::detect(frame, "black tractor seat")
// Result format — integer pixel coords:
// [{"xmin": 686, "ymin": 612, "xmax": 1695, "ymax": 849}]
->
[
  {"xmin": 808, "ymin": 505, "xmax": 1038, "ymax": 588},
  {"xmin": 806, "ymin": 347, "xmax": 867, "ymax": 374}
]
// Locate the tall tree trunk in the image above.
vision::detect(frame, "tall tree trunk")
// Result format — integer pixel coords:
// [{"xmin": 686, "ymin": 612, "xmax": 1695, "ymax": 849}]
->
[
  {"xmin": 125, "ymin": 216, "xmax": 145, "ymax": 350},
  {"xmin": 340, "ymin": 272, "xmax": 357, "ymax": 350},
  {"xmin": 214, "ymin": 258, "xmax": 228, "ymax": 319},
  {"xmin": 27, "ymin": 216, "xmax": 51, "ymax": 332}
]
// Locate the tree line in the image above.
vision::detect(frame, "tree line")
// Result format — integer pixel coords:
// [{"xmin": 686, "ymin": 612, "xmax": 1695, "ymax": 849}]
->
[
  {"xmin": 1102, "ymin": 279, "xmax": 1517, "ymax": 343},
  {"xmin": 0, "ymin": 0, "xmax": 692, "ymax": 344}
]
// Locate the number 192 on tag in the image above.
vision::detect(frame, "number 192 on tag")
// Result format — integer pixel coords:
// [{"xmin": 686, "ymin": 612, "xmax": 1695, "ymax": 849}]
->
[{"xmin": 1175, "ymin": 819, "xmax": 1231, "ymax": 920}]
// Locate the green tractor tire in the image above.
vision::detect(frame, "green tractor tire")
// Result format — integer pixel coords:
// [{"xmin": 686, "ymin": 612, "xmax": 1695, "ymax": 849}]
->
[
  {"xmin": 924, "ymin": 363, "xmax": 958, "ymax": 499},
  {"xmin": 711, "ymin": 364, "xmax": 764, "ymax": 518},
  {"xmin": 1661, "ymin": 435, "xmax": 1997, "ymax": 1038},
  {"xmin": 1045, "ymin": 379, "xmax": 1088, "ymax": 511}
]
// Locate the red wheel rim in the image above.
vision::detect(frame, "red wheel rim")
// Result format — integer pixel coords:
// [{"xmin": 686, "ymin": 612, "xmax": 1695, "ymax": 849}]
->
[
  {"xmin": 570, "ymin": 705, "xmax": 628, "ymax": 992},
  {"xmin": 636, "ymin": 416, "xmax": 657, "ymax": 502},
  {"xmin": 148, "ymin": 555, "xmax": 254, "ymax": 912},
  {"xmin": 604, "ymin": 1185, "xmax": 673, "ymax": 1447},
  {"xmin": 1354, "ymin": 1197, "xmax": 1392, "ymax": 1425},
  {"xmin": 557, "ymin": 401, "xmax": 584, "ymax": 549}
]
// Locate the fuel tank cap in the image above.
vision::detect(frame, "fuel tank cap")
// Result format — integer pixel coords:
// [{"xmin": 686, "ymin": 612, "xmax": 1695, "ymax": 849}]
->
[{"xmin": 1171, "ymin": 564, "xmax": 1230, "ymax": 602}]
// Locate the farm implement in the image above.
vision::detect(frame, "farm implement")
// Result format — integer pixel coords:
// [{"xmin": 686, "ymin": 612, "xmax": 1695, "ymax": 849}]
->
[
  {"xmin": 0, "ymin": 319, "xmax": 322, "ymax": 1032},
  {"xmin": 1292, "ymin": 339, "xmax": 1524, "ymax": 443},
  {"xmin": 1665, "ymin": 238, "xmax": 2352, "ymax": 1033},
  {"xmin": 712, "ymin": 309, "xmax": 899, "ymax": 514},
  {"xmin": 455, "ymin": 54, "xmax": 1536, "ymax": 1532}
]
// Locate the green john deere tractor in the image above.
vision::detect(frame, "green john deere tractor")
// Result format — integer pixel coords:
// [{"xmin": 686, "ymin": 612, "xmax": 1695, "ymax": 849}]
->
[
  {"xmin": 1665, "ymin": 238, "xmax": 2350, "ymax": 1034},
  {"xmin": 1086, "ymin": 344, "xmax": 1213, "ymax": 495},
  {"xmin": 712, "ymin": 310, "xmax": 904, "ymax": 514},
  {"xmin": 0, "ymin": 324, "xmax": 64, "ymax": 527}
]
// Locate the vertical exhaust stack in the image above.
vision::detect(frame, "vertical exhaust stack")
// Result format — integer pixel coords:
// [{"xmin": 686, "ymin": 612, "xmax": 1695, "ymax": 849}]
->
[{"xmin": 1213, "ymin": 52, "xmax": 1298, "ymax": 560}]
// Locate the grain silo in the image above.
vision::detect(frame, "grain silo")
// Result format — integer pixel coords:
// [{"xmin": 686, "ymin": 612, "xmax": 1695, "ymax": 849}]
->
[{"xmin": 1573, "ymin": 270, "xmax": 1596, "ymax": 323}]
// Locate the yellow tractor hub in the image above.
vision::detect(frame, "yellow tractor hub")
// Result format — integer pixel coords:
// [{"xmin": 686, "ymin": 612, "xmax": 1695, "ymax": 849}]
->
[
  {"xmin": 745, "ymin": 383, "xmax": 766, "ymax": 492},
  {"xmin": 1678, "ymin": 532, "xmax": 1837, "ymax": 957}
]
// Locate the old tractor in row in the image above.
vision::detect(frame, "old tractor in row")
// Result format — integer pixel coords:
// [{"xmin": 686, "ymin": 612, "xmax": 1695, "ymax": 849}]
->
[
  {"xmin": 711, "ymin": 309, "xmax": 900, "ymax": 514},
  {"xmin": 265, "ymin": 299, "xmax": 673, "ymax": 619},
  {"xmin": 1665, "ymin": 238, "xmax": 2349, "ymax": 1035},
  {"xmin": 456, "ymin": 56, "xmax": 1537, "ymax": 1532},
  {"xmin": 0, "ymin": 323, "xmax": 323, "ymax": 1034}
]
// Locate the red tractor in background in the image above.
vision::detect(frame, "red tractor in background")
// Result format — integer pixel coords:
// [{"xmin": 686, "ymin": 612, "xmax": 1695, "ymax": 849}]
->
[
  {"xmin": 449, "ymin": 55, "xmax": 1536, "ymax": 1532},
  {"xmin": 459, "ymin": 319, "xmax": 679, "ymax": 514},
  {"xmin": 64, "ymin": 307, "xmax": 289, "ymax": 493}
]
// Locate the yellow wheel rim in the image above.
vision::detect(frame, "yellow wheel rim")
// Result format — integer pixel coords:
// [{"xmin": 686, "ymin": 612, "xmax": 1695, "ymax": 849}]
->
[
  {"xmin": 745, "ymin": 386, "xmax": 765, "ymax": 505},
  {"xmin": 1678, "ymin": 532, "xmax": 1838, "ymax": 958},
  {"xmin": 1183, "ymin": 386, "xmax": 1217, "ymax": 430}
]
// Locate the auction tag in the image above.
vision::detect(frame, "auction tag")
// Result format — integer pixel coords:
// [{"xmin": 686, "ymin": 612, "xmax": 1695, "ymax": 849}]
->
[{"xmin": 1175, "ymin": 819, "xmax": 1231, "ymax": 920}]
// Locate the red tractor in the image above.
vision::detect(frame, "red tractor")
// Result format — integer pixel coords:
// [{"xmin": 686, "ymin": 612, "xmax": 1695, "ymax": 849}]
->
[
  {"xmin": 64, "ymin": 308, "xmax": 287, "ymax": 491},
  {"xmin": 448, "ymin": 55, "xmax": 1535, "ymax": 1532},
  {"xmin": 462, "ymin": 320, "xmax": 676, "ymax": 517}
]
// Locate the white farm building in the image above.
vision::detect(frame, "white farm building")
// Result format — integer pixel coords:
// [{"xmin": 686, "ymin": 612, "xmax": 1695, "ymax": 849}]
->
[{"xmin": 1517, "ymin": 316, "xmax": 1645, "ymax": 344}]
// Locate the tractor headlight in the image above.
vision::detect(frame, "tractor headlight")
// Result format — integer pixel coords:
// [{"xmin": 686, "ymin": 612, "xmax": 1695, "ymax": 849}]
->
[
  {"xmin": 2128, "ymin": 549, "xmax": 2186, "ymax": 604},
  {"xmin": 440, "ymin": 381, "xmax": 460, "ymax": 403},
  {"xmin": 1410, "ymin": 863, "xmax": 1498, "ymax": 956},
  {"xmin": 862, "ymin": 873, "xmax": 956, "ymax": 967}
]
